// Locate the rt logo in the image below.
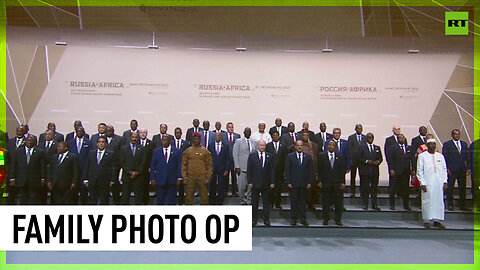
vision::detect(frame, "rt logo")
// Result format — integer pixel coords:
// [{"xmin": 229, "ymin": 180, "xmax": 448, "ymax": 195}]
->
[{"xmin": 445, "ymin": 12, "xmax": 469, "ymax": 35}]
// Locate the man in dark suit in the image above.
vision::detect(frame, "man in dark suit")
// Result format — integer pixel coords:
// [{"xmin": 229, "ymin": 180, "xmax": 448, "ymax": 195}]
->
[
  {"xmin": 66, "ymin": 120, "xmax": 90, "ymax": 141},
  {"xmin": 286, "ymin": 140, "xmax": 313, "ymax": 227},
  {"xmin": 150, "ymin": 135, "xmax": 182, "ymax": 205},
  {"xmin": 5, "ymin": 126, "xmax": 25, "ymax": 204},
  {"xmin": 266, "ymin": 131, "xmax": 286, "ymax": 209},
  {"xmin": 38, "ymin": 130, "xmax": 59, "ymax": 204},
  {"xmin": 201, "ymin": 120, "xmax": 215, "ymax": 149},
  {"xmin": 223, "ymin": 122, "xmax": 241, "ymax": 196},
  {"xmin": 121, "ymin": 119, "xmax": 139, "ymax": 145},
  {"xmin": 172, "ymin": 127, "xmax": 190, "ymax": 205},
  {"xmin": 214, "ymin": 121, "xmax": 226, "ymax": 134},
  {"xmin": 47, "ymin": 141, "xmax": 79, "ymax": 204},
  {"xmin": 324, "ymin": 128, "xmax": 351, "ymax": 173},
  {"xmin": 315, "ymin": 122, "xmax": 333, "ymax": 153},
  {"xmin": 83, "ymin": 137, "xmax": 116, "ymax": 205},
  {"xmin": 186, "ymin": 118, "xmax": 203, "ymax": 144},
  {"xmin": 9, "ymin": 135, "xmax": 46, "ymax": 204},
  {"xmin": 384, "ymin": 126, "xmax": 401, "ymax": 196},
  {"xmin": 139, "ymin": 128, "xmax": 154, "ymax": 204},
  {"xmin": 68, "ymin": 126, "xmax": 93, "ymax": 204},
  {"xmin": 318, "ymin": 140, "xmax": 347, "ymax": 226},
  {"xmin": 386, "ymin": 134, "xmax": 413, "ymax": 210},
  {"xmin": 280, "ymin": 122, "xmax": 298, "ymax": 153},
  {"xmin": 119, "ymin": 132, "xmax": 146, "ymax": 205},
  {"xmin": 21, "ymin": 124, "xmax": 37, "ymax": 145},
  {"xmin": 411, "ymin": 126, "xmax": 428, "ymax": 153},
  {"xmin": 347, "ymin": 124, "xmax": 365, "ymax": 197},
  {"xmin": 90, "ymin": 123, "xmax": 107, "ymax": 146},
  {"xmin": 269, "ymin": 118, "xmax": 288, "ymax": 138},
  {"xmin": 442, "ymin": 129, "xmax": 470, "ymax": 211},
  {"xmin": 38, "ymin": 122, "xmax": 64, "ymax": 144},
  {"xmin": 358, "ymin": 133, "xmax": 383, "ymax": 210},
  {"xmin": 247, "ymin": 140, "xmax": 275, "ymax": 227},
  {"xmin": 296, "ymin": 121, "xmax": 317, "ymax": 144},
  {"xmin": 470, "ymin": 137, "xmax": 479, "ymax": 209},
  {"xmin": 152, "ymin": 123, "xmax": 174, "ymax": 148},
  {"xmin": 208, "ymin": 132, "xmax": 231, "ymax": 205},
  {"xmin": 106, "ymin": 124, "xmax": 123, "ymax": 205}
]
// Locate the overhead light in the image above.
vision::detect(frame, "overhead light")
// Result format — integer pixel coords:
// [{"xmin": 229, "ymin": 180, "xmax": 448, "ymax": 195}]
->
[
  {"xmin": 55, "ymin": 41, "xmax": 67, "ymax": 46},
  {"xmin": 322, "ymin": 48, "xmax": 333, "ymax": 53},
  {"xmin": 236, "ymin": 47, "xmax": 247, "ymax": 52},
  {"xmin": 408, "ymin": 49, "xmax": 419, "ymax": 53},
  {"xmin": 148, "ymin": 45, "xmax": 159, "ymax": 49}
]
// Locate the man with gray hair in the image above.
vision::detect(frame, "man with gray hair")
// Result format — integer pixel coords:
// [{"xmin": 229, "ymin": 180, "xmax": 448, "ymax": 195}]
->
[
  {"xmin": 416, "ymin": 138, "xmax": 448, "ymax": 229},
  {"xmin": 233, "ymin": 127, "xmax": 256, "ymax": 205}
]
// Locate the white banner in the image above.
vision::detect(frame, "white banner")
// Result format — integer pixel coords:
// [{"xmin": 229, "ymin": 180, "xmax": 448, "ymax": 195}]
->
[{"xmin": 0, "ymin": 206, "xmax": 252, "ymax": 251}]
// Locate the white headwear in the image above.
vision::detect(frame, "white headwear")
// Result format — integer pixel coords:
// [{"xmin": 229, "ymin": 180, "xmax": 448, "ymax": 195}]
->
[{"xmin": 426, "ymin": 138, "xmax": 436, "ymax": 144}]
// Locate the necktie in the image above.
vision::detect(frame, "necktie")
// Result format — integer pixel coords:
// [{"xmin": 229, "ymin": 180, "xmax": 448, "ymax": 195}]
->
[
  {"xmin": 298, "ymin": 153, "xmax": 302, "ymax": 165},
  {"xmin": 401, "ymin": 144, "xmax": 405, "ymax": 155},
  {"xmin": 247, "ymin": 139, "xmax": 251, "ymax": 152},
  {"xmin": 132, "ymin": 145, "xmax": 136, "ymax": 156},
  {"xmin": 336, "ymin": 140, "xmax": 341, "ymax": 151},
  {"xmin": 204, "ymin": 132, "xmax": 208, "ymax": 147},
  {"xmin": 16, "ymin": 138, "xmax": 21, "ymax": 147},
  {"xmin": 291, "ymin": 133, "xmax": 295, "ymax": 143},
  {"xmin": 77, "ymin": 139, "xmax": 82, "ymax": 154},
  {"xmin": 330, "ymin": 153, "xmax": 334, "ymax": 168},
  {"xmin": 58, "ymin": 153, "xmax": 63, "ymax": 164},
  {"xmin": 46, "ymin": 141, "xmax": 51, "ymax": 149},
  {"xmin": 177, "ymin": 140, "xmax": 180, "ymax": 149},
  {"xmin": 194, "ymin": 127, "xmax": 197, "ymax": 133},
  {"xmin": 97, "ymin": 151, "xmax": 102, "ymax": 164},
  {"xmin": 370, "ymin": 144, "xmax": 374, "ymax": 152},
  {"xmin": 216, "ymin": 143, "xmax": 220, "ymax": 155},
  {"xmin": 26, "ymin": 148, "xmax": 31, "ymax": 164},
  {"xmin": 422, "ymin": 136, "xmax": 426, "ymax": 143},
  {"xmin": 164, "ymin": 148, "xmax": 168, "ymax": 162},
  {"xmin": 322, "ymin": 133, "xmax": 326, "ymax": 143},
  {"xmin": 456, "ymin": 141, "xmax": 461, "ymax": 153},
  {"xmin": 141, "ymin": 140, "xmax": 145, "ymax": 147},
  {"xmin": 275, "ymin": 142, "xmax": 278, "ymax": 153},
  {"xmin": 358, "ymin": 135, "xmax": 361, "ymax": 143},
  {"xmin": 260, "ymin": 152, "xmax": 264, "ymax": 168},
  {"xmin": 277, "ymin": 127, "xmax": 281, "ymax": 136},
  {"xmin": 229, "ymin": 133, "xmax": 233, "ymax": 144}
]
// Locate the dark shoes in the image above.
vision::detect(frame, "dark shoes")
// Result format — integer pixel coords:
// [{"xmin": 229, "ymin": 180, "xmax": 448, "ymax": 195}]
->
[
  {"xmin": 424, "ymin": 223, "xmax": 431, "ymax": 229},
  {"xmin": 300, "ymin": 221, "xmax": 309, "ymax": 227},
  {"xmin": 291, "ymin": 220, "xmax": 297, "ymax": 226},
  {"xmin": 433, "ymin": 221, "xmax": 446, "ymax": 229},
  {"xmin": 447, "ymin": 205, "xmax": 454, "ymax": 211},
  {"xmin": 404, "ymin": 206, "xmax": 412, "ymax": 211},
  {"xmin": 335, "ymin": 221, "xmax": 343, "ymax": 226},
  {"xmin": 362, "ymin": 206, "xmax": 368, "ymax": 210},
  {"xmin": 323, "ymin": 220, "xmax": 329, "ymax": 226},
  {"xmin": 264, "ymin": 221, "xmax": 271, "ymax": 227},
  {"xmin": 390, "ymin": 206, "xmax": 395, "ymax": 210},
  {"xmin": 372, "ymin": 206, "xmax": 381, "ymax": 211}
]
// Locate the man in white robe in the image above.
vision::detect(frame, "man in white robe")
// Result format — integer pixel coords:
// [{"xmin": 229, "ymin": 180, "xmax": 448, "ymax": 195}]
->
[{"xmin": 416, "ymin": 138, "xmax": 448, "ymax": 229}]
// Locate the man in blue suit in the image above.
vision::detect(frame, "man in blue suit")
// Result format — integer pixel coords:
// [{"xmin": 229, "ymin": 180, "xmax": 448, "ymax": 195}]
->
[
  {"xmin": 286, "ymin": 140, "xmax": 313, "ymax": 227},
  {"xmin": 150, "ymin": 135, "xmax": 182, "ymax": 205},
  {"xmin": 324, "ymin": 128, "xmax": 351, "ymax": 173},
  {"xmin": 247, "ymin": 140, "xmax": 275, "ymax": 227},
  {"xmin": 442, "ymin": 129, "xmax": 471, "ymax": 211},
  {"xmin": 318, "ymin": 140, "xmax": 346, "ymax": 226},
  {"xmin": 172, "ymin": 127, "xmax": 191, "ymax": 205},
  {"xmin": 223, "ymin": 122, "xmax": 241, "ymax": 196},
  {"xmin": 208, "ymin": 132, "xmax": 231, "ymax": 205},
  {"xmin": 68, "ymin": 126, "xmax": 93, "ymax": 204}
]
